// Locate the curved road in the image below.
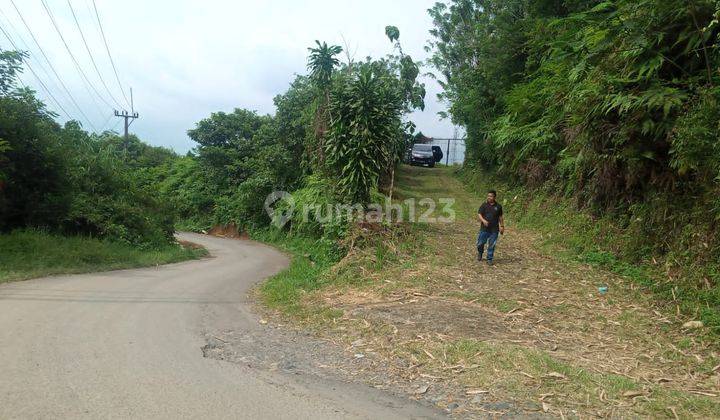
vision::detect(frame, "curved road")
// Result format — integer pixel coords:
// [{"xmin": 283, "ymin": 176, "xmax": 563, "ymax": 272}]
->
[{"xmin": 0, "ymin": 233, "xmax": 438, "ymax": 419}]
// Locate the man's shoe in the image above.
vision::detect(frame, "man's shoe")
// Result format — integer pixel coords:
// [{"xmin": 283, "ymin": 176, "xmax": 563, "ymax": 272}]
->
[
  {"xmin": 477, "ymin": 253, "xmax": 482, "ymax": 262},
  {"xmin": 487, "ymin": 260, "xmax": 494, "ymax": 266}
]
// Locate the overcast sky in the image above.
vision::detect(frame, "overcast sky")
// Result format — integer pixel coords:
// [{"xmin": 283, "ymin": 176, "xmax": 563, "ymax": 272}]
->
[{"xmin": 0, "ymin": 0, "xmax": 455, "ymax": 152}]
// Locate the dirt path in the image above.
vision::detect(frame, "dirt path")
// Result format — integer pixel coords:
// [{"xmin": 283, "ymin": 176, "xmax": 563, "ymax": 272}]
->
[
  {"xmin": 0, "ymin": 233, "xmax": 440, "ymax": 419},
  {"xmin": 259, "ymin": 166, "xmax": 720, "ymax": 418}
]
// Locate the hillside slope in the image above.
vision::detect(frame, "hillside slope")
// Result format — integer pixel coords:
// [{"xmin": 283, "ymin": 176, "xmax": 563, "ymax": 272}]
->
[{"xmin": 262, "ymin": 165, "xmax": 720, "ymax": 417}]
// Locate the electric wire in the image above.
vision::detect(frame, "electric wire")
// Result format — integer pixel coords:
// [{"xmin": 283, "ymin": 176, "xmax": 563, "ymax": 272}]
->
[
  {"xmin": 91, "ymin": 0, "xmax": 130, "ymax": 108},
  {"xmin": 0, "ymin": 26, "xmax": 69, "ymax": 118},
  {"xmin": 39, "ymin": 0, "xmax": 113, "ymax": 111},
  {"xmin": 0, "ymin": 7, "xmax": 62, "ymax": 97},
  {"xmin": 66, "ymin": 0, "xmax": 123, "ymax": 109},
  {"xmin": 7, "ymin": 0, "xmax": 97, "ymax": 131},
  {"xmin": 98, "ymin": 111, "xmax": 114, "ymax": 132},
  {"xmin": 110, "ymin": 115, "xmax": 122, "ymax": 132},
  {"xmin": 0, "ymin": 22, "xmax": 74, "ymax": 121}
]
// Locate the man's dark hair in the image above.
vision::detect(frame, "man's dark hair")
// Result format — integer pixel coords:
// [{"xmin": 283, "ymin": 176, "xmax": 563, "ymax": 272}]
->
[{"xmin": 488, "ymin": 189, "xmax": 497, "ymax": 197}]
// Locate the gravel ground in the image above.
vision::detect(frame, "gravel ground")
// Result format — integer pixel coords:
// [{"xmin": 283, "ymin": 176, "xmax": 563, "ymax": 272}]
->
[{"xmin": 201, "ymin": 302, "xmax": 544, "ymax": 419}]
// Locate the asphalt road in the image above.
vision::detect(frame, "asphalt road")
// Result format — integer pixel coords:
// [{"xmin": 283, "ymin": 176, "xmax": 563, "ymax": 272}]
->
[{"xmin": 0, "ymin": 233, "xmax": 439, "ymax": 419}]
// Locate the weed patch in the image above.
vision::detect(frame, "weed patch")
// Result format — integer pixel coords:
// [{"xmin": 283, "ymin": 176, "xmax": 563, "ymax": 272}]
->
[{"xmin": 0, "ymin": 230, "xmax": 206, "ymax": 283}]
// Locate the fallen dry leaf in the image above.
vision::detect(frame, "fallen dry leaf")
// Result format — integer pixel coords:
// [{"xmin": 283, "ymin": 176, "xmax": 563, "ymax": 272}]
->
[
  {"xmin": 682, "ymin": 320, "xmax": 704, "ymax": 329},
  {"xmin": 623, "ymin": 390, "xmax": 646, "ymax": 398},
  {"xmin": 544, "ymin": 371, "xmax": 567, "ymax": 380},
  {"xmin": 413, "ymin": 384, "xmax": 430, "ymax": 395},
  {"xmin": 465, "ymin": 389, "xmax": 490, "ymax": 395}
]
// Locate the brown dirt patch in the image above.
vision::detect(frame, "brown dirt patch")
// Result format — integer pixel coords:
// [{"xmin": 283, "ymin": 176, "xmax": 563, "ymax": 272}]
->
[
  {"xmin": 177, "ymin": 239, "xmax": 206, "ymax": 250},
  {"xmin": 332, "ymin": 293, "xmax": 512, "ymax": 341},
  {"xmin": 208, "ymin": 223, "xmax": 249, "ymax": 239}
]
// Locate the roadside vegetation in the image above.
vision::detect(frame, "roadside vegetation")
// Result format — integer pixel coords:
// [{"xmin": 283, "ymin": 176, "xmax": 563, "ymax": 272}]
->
[
  {"xmin": 0, "ymin": 230, "xmax": 205, "ymax": 283},
  {"xmin": 0, "ymin": 50, "xmax": 206, "ymax": 280},
  {"xmin": 253, "ymin": 227, "xmax": 342, "ymax": 314},
  {"xmin": 153, "ymin": 27, "xmax": 425, "ymax": 234},
  {"xmin": 1, "ymin": 26, "xmax": 422, "ymax": 279},
  {"xmin": 0, "ymin": 50, "xmax": 180, "ymax": 247}
]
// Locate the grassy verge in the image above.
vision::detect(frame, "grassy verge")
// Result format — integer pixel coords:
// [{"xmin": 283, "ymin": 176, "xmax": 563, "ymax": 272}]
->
[
  {"xmin": 458, "ymin": 168, "xmax": 720, "ymax": 333},
  {"xmin": 251, "ymin": 228, "xmax": 342, "ymax": 316},
  {"xmin": 0, "ymin": 230, "xmax": 207, "ymax": 283}
]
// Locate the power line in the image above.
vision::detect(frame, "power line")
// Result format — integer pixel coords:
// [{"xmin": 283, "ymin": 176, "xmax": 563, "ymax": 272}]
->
[
  {"xmin": 39, "ymin": 0, "xmax": 114, "ymax": 112},
  {"xmin": 66, "ymin": 0, "xmax": 123, "ymax": 109},
  {"xmin": 91, "ymin": 0, "xmax": 130, "ymax": 108},
  {"xmin": 0, "ymin": 23, "xmax": 73, "ymax": 120},
  {"xmin": 0, "ymin": 7, "xmax": 66, "ymax": 102},
  {"xmin": 110, "ymin": 115, "xmax": 123, "ymax": 132},
  {"xmin": 7, "ymin": 0, "xmax": 97, "ymax": 131},
  {"xmin": 98, "ymin": 111, "xmax": 117, "ymax": 132}
]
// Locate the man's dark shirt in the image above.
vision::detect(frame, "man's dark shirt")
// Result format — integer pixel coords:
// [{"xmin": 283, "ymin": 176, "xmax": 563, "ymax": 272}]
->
[{"xmin": 478, "ymin": 202, "xmax": 503, "ymax": 233}]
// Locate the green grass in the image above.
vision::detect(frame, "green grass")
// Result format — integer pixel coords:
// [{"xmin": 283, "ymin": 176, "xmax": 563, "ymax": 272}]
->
[
  {"xmin": 252, "ymin": 228, "xmax": 343, "ymax": 314},
  {"xmin": 0, "ymin": 230, "xmax": 207, "ymax": 283}
]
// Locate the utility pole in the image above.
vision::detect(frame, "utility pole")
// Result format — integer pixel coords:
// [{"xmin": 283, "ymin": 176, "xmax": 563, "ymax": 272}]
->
[
  {"xmin": 114, "ymin": 109, "xmax": 138, "ymax": 147},
  {"xmin": 446, "ymin": 137, "xmax": 451, "ymax": 166},
  {"xmin": 114, "ymin": 87, "xmax": 138, "ymax": 150},
  {"xmin": 447, "ymin": 127, "xmax": 457, "ymax": 165}
]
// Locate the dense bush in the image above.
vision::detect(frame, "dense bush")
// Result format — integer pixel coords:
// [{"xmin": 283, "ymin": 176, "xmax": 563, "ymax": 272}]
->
[
  {"xmin": 0, "ymin": 51, "xmax": 177, "ymax": 246},
  {"xmin": 430, "ymin": 0, "xmax": 720, "ymax": 211},
  {"xmin": 2, "ymin": 26, "xmax": 424, "ymax": 246},
  {"xmin": 283, "ymin": 175, "xmax": 347, "ymax": 238},
  {"xmin": 325, "ymin": 64, "xmax": 405, "ymax": 203}
]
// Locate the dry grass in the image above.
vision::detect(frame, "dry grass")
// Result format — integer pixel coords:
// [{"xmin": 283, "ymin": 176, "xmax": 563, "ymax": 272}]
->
[{"xmin": 280, "ymin": 165, "xmax": 720, "ymax": 417}]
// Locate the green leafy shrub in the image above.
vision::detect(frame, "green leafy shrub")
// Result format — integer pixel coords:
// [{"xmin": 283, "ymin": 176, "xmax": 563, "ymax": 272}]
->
[
  {"xmin": 263, "ymin": 175, "xmax": 345, "ymax": 239},
  {"xmin": 325, "ymin": 64, "xmax": 404, "ymax": 203},
  {"xmin": 0, "ymin": 53, "xmax": 177, "ymax": 247}
]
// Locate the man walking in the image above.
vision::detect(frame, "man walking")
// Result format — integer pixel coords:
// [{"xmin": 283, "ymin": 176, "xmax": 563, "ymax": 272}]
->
[{"xmin": 477, "ymin": 190, "xmax": 504, "ymax": 265}]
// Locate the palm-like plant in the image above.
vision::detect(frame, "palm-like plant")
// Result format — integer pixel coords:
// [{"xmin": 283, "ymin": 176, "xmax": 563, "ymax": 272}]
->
[
  {"xmin": 307, "ymin": 41, "xmax": 342, "ymax": 90},
  {"xmin": 305, "ymin": 31, "xmax": 423, "ymax": 204},
  {"xmin": 326, "ymin": 64, "xmax": 403, "ymax": 203},
  {"xmin": 307, "ymin": 41, "xmax": 343, "ymax": 167}
]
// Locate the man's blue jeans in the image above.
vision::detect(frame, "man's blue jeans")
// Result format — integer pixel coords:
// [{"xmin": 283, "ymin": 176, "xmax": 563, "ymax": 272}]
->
[{"xmin": 476, "ymin": 230, "xmax": 499, "ymax": 261}]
